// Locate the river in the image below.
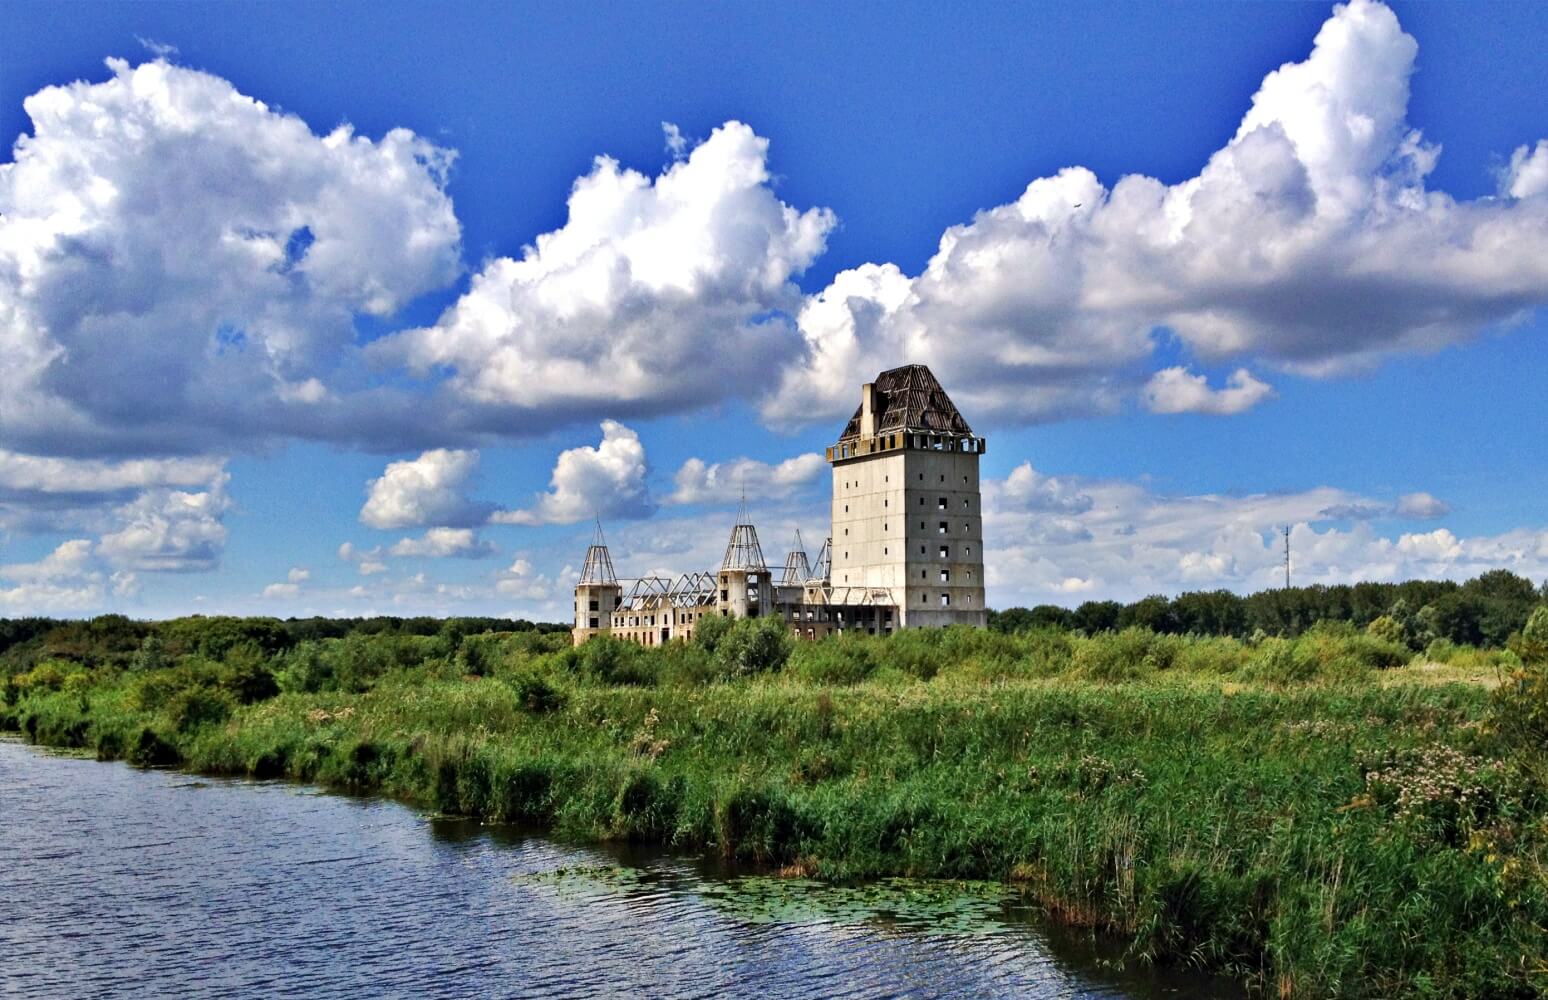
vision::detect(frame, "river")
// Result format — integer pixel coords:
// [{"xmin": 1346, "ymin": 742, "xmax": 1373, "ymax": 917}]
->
[{"xmin": 0, "ymin": 738, "xmax": 1240, "ymax": 999}]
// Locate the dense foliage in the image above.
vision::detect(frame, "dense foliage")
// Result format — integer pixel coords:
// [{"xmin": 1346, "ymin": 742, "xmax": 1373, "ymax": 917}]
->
[
  {"xmin": 3, "ymin": 604, "xmax": 1547, "ymax": 997},
  {"xmin": 991, "ymin": 569, "xmax": 1548, "ymax": 650}
]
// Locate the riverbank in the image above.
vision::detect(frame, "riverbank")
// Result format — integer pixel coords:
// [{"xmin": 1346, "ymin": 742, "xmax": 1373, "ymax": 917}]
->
[{"xmin": 4, "ymin": 622, "xmax": 1546, "ymax": 997}]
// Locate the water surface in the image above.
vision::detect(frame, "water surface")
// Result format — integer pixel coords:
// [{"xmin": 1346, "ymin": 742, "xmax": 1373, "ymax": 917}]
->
[{"xmin": 0, "ymin": 738, "xmax": 1239, "ymax": 998}]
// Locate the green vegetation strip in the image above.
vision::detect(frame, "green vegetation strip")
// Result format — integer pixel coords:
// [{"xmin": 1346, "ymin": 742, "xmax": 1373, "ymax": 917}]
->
[{"xmin": 4, "ymin": 610, "xmax": 1547, "ymax": 998}]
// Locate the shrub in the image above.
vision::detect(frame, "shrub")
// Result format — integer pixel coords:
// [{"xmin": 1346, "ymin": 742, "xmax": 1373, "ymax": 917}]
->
[
  {"xmin": 500, "ymin": 761, "xmax": 556, "ymax": 822},
  {"xmin": 129, "ymin": 633, "xmax": 169, "ymax": 672},
  {"xmin": 1345, "ymin": 633, "xmax": 1410, "ymax": 670},
  {"xmin": 512, "ymin": 673, "xmax": 565, "ymax": 713},
  {"xmin": 576, "ymin": 636, "xmax": 656, "ymax": 686},
  {"xmin": 275, "ymin": 642, "xmax": 332, "ymax": 693},
  {"xmin": 1071, "ymin": 628, "xmax": 1159, "ymax": 681},
  {"xmin": 789, "ymin": 635, "xmax": 878, "ymax": 685},
  {"xmin": 656, "ymin": 640, "xmax": 719, "ymax": 686},
  {"xmin": 613, "ymin": 770, "xmax": 681, "ymax": 841},
  {"xmin": 1008, "ymin": 627, "xmax": 1077, "ymax": 676},
  {"xmin": 1425, "ymin": 638, "xmax": 1459, "ymax": 664},
  {"xmin": 318, "ymin": 632, "xmax": 429, "ymax": 692},
  {"xmin": 692, "ymin": 612, "xmax": 734, "ymax": 654},
  {"xmin": 1367, "ymin": 615, "xmax": 1406, "ymax": 647},
  {"xmin": 716, "ymin": 785, "xmax": 803, "ymax": 864},
  {"xmin": 714, "ymin": 616, "xmax": 793, "ymax": 676},
  {"xmin": 1512, "ymin": 605, "xmax": 1548, "ymax": 665},
  {"xmin": 220, "ymin": 642, "xmax": 280, "ymax": 704},
  {"xmin": 1171, "ymin": 636, "xmax": 1247, "ymax": 675},
  {"xmin": 1494, "ymin": 608, "xmax": 1548, "ymax": 785},
  {"xmin": 457, "ymin": 635, "xmax": 498, "ymax": 676},
  {"xmin": 1243, "ymin": 637, "xmax": 1318, "ymax": 684},
  {"xmin": 164, "ymin": 686, "xmax": 235, "ymax": 732},
  {"xmin": 128, "ymin": 661, "xmax": 220, "ymax": 713},
  {"xmin": 13, "ymin": 660, "xmax": 82, "ymax": 694},
  {"xmin": 877, "ymin": 628, "xmax": 945, "ymax": 680},
  {"xmin": 126, "ymin": 727, "xmax": 180, "ymax": 767}
]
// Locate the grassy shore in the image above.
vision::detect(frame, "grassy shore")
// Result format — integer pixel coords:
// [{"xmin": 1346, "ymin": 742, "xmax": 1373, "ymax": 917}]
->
[{"xmin": 4, "ymin": 619, "xmax": 1546, "ymax": 998}]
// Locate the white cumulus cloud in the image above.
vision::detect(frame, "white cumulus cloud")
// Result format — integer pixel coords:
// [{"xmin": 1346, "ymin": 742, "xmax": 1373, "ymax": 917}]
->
[
  {"xmin": 360, "ymin": 449, "xmax": 490, "ymax": 530},
  {"xmin": 0, "ymin": 57, "xmax": 461, "ymax": 457},
  {"xmin": 1142, "ymin": 367, "xmax": 1276, "ymax": 415},
  {"xmin": 764, "ymin": 0, "xmax": 1548, "ymax": 427},
  {"xmin": 1394, "ymin": 492, "xmax": 1452, "ymax": 519},
  {"xmin": 94, "ymin": 476, "xmax": 231, "ymax": 572},
  {"xmin": 494, "ymin": 420, "xmax": 653, "ymax": 526},
  {"xmin": 387, "ymin": 527, "xmax": 493, "ymax": 559},
  {"xmin": 667, "ymin": 453, "xmax": 825, "ymax": 506},
  {"xmin": 1503, "ymin": 140, "xmax": 1548, "ymax": 200},
  {"xmin": 372, "ymin": 121, "xmax": 834, "ymax": 430},
  {"xmin": 984, "ymin": 461, "xmax": 1543, "ymax": 607},
  {"xmin": 0, "ymin": 539, "xmax": 138, "ymax": 611}
]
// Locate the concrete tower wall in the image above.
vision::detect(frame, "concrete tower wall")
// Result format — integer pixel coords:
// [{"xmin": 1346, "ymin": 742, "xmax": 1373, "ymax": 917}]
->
[
  {"xmin": 830, "ymin": 438, "xmax": 986, "ymax": 629},
  {"xmin": 573, "ymin": 583, "xmax": 621, "ymax": 646},
  {"xmin": 718, "ymin": 568, "xmax": 771, "ymax": 619}
]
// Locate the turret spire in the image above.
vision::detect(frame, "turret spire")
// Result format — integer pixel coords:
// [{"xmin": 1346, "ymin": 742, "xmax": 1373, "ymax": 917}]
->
[
  {"xmin": 579, "ymin": 517, "xmax": 617, "ymax": 585},
  {"xmin": 780, "ymin": 528, "xmax": 812, "ymax": 585}
]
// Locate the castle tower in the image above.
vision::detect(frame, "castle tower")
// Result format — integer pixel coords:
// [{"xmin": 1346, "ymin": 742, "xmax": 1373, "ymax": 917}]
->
[
  {"xmin": 717, "ymin": 503, "xmax": 770, "ymax": 619},
  {"xmin": 825, "ymin": 364, "xmax": 987, "ymax": 628},
  {"xmin": 572, "ymin": 520, "xmax": 623, "ymax": 646}
]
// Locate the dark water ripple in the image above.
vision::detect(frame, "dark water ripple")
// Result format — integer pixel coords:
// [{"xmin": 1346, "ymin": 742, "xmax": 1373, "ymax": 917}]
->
[{"xmin": 0, "ymin": 738, "xmax": 1238, "ymax": 999}]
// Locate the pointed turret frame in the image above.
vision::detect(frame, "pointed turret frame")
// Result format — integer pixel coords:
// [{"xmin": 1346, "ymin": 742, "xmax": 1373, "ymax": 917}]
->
[
  {"xmin": 579, "ymin": 518, "xmax": 618, "ymax": 585},
  {"xmin": 780, "ymin": 529, "xmax": 812, "ymax": 585}
]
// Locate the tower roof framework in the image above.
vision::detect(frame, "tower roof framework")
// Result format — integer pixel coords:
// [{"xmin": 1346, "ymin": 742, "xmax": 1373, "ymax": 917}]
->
[
  {"xmin": 780, "ymin": 529, "xmax": 812, "ymax": 585},
  {"xmin": 720, "ymin": 499, "xmax": 768, "ymax": 573},
  {"xmin": 579, "ymin": 519, "xmax": 617, "ymax": 586}
]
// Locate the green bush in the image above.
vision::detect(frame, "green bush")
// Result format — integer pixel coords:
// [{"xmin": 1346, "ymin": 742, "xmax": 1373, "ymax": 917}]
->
[
  {"xmin": 512, "ymin": 673, "xmax": 565, "ymax": 713},
  {"xmin": 128, "ymin": 661, "xmax": 220, "ymax": 712},
  {"xmin": 1366, "ymin": 614, "xmax": 1406, "ymax": 647},
  {"xmin": 13, "ymin": 660, "xmax": 83, "ymax": 693},
  {"xmin": 1243, "ymin": 637, "xmax": 1318, "ymax": 684},
  {"xmin": 220, "ymin": 642, "xmax": 280, "ymax": 704},
  {"xmin": 275, "ymin": 642, "xmax": 332, "ymax": 693},
  {"xmin": 692, "ymin": 612, "xmax": 733, "ymax": 654},
  {"xmin": 165, "ymin": 685, "xmax": 235, "ymax": 732},
  {"xmin": 714, "ymin": 616, "xmax": 792, "ymax": 676},
  {"xmin": 1512, "ymin": 605, "xmax": 1548, "ymax": 665},
  {"xmin": 1425, "ymin": 637, "xmax": 1459, "ymax": 663},
  {"xmin": 575, "ymin": 636, "xmax": 656, "ymax": 686},
  {"xmin": 789, "ymin": 635, "xmax": 878, "ymax": 685},
  {"xmin": 1170, "ymin": 635, "xmax": 1247, "ymax": 675},
  {"xmin": 1072, "ymin": 628, "xmax": 1159, "ymax": 681},
  {"xmin": 457, "ymin": 635, "xmax": 499, "ymax": 676},
  {"xmin": 126, "ymin": 727, "xmax": 180, "ymax": 767},
  {"xmin": 656, "ymin": 640, "xmax": 719, "ymax": 687}
]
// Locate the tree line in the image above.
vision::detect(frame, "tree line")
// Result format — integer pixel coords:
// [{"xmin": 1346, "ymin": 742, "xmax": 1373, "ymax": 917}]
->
[
  {"xmin": 989, "ymin": 569, "xmax": 1548, "ymax": 649},
  {"xmin": 0, "ymin": 614, "xmax": 568, "ymax": 673}
]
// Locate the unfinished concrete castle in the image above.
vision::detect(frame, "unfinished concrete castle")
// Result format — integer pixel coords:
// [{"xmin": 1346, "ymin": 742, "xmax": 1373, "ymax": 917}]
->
[{"xmin": 572, "ymin": 364, "xmax": 988, "ymax": 646}]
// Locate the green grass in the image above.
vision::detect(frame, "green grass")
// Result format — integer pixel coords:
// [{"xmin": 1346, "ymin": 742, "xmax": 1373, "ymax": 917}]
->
[{"xmin": 3, "ymin": 622, "xmax": 1546, "ymax": 998}]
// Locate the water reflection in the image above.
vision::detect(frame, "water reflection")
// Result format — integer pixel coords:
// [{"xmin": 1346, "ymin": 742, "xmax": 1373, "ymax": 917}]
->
[{"xmin": 2, "ymin": 739, "xmax": 1238, "ymax": 999}]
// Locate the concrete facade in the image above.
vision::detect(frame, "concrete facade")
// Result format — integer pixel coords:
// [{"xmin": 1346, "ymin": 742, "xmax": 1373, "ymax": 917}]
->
[
  {"xmin": 571, "ymin": 364, "xmax": 988, "ymax": 645},
  {"xmin": 829, "ymin": 433, "xmax": 987, "ymax": 629}
]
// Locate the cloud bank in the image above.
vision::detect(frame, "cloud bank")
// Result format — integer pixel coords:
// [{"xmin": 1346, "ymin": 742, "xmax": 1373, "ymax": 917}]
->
[{"xmin": 764, "ymin": 0, "xmax": 1548, "ymax": 426}]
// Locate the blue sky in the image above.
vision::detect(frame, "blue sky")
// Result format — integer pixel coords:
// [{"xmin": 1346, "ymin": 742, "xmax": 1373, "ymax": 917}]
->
[{"xmin": 2, "ymin": 0, "xmax": 1547, "ymax": 620}]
